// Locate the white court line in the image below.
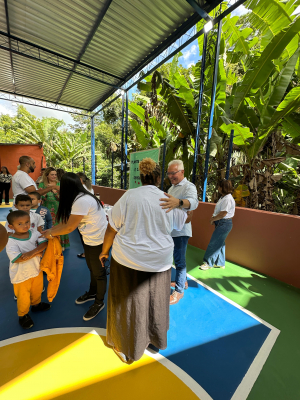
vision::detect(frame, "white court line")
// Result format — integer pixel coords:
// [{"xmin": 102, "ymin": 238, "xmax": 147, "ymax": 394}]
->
[
  {"xmin": 0, "ymin": 327, "xmax": 213, "ymax": 400},
  {"xmin": 184, "ymin": 268, "xmax": 280, "ymax": 400}
]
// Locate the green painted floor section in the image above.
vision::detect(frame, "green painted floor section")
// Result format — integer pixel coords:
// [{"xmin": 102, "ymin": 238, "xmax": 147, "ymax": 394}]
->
[{"xmin": 186, "ymin": 244, "xmax": 300, "ymax": 400}]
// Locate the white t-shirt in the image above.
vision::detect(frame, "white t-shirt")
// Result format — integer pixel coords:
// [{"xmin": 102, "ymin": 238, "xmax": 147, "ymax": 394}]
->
[
  {"xmin": 83, "ymin": 184, "xmax": 94, "ymax": 195},
  {"xmin": 71, "ymin": 194, "xmax": 107, "ymax": 246},
  {"xmin": 12, "ymin": 170, "xmax": 37, "ymax": 202},
  {"xmin": 109, "ymin": 185, "xmax": 187, "ymax": 273},
  {"xmin": 213, "ymin": 194, "xmax": 235, "ymax": 219},
  {"xmin": 5, "ymin": 211, "xmax": 44, "ymax": 233},
  {"xmin": 6, "ymin": 230, "xmax": 48, "ymax": 284}
]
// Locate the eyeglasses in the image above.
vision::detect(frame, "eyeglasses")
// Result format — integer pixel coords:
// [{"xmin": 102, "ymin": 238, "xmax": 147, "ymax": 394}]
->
[{"xmin": 167, "ymin": 170, "xmax": 183, "ymax": 177}]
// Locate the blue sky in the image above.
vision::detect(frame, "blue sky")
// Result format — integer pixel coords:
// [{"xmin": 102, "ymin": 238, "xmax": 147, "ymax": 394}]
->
[{"xmin": 0, "ymin": 3, "xmax": 248, "ymax": 127}]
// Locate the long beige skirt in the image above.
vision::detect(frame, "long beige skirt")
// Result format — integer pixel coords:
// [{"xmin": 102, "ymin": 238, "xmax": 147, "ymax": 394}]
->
[{"xmin": 106, "ymin": 257, "xmax": 171, "ymax": 361}]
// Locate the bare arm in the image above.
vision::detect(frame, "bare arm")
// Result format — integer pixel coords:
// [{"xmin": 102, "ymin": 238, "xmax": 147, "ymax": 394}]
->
[
  {"xmin": 18, "ymin": 241, "xmax": 48, "ymax": 262},
  {"xmin": 41, "ymin": 214, "xmax": 83, "ymax": 238},
  {"xmin": 25, "ymin": 185, "xmax": 60, "ymax": 196},
  {"xmin": 99, "ymin": 223, "xmax": 117, "ymax": 267},
  {"xmin": 210, "ymin": 211, "xmax": 227, "ymax": 224}
]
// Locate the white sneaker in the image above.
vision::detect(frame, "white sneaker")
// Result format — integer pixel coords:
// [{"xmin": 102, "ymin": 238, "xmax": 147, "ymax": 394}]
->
[
  {"xmin": 213, "ymin": 265, "xmax": 225, "ymax": 269},
  {"xmin": 199, "ymin": 263, "xmax": 212, "ymax": 270}
]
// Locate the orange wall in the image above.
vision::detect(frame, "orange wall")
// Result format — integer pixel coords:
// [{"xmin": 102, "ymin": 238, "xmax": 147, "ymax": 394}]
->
[
  {"xmin": 93, "ymin": 185, "xmax": 300, "ymax": 289},
  {"xmin": 0, "ymin": 144, "xmax": 46, "ymax": 198}
]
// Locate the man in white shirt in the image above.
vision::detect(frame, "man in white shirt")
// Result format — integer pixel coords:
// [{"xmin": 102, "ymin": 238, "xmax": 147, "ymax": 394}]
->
[
  {"xmin": 12, "ymin": 156, "xmax": 59, "ymax": 203},
  {"xmin": 160, "ymin": 160, "xmax": 199, "ymax": 305}
]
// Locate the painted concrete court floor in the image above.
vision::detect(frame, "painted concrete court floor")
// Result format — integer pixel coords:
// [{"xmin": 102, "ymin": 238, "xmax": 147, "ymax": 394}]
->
[{"xmin": 0, "ymin": 204, "xmax": 299, "ymax": 399}]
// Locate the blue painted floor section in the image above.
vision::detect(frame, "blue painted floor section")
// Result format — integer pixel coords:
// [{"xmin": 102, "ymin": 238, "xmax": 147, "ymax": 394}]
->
[{"xmin": 0, "ymin": 206, "xmax": 271, "ymax": 400}]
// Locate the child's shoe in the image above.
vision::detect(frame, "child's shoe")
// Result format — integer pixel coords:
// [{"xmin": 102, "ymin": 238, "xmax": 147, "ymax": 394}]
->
[
  {"xmin": 19, "ymin": 314, "xmax": 34, "ymax": 329},
  {"xmin": 31, "ymin": 302, "xmax": 51, "ymax": 312}
]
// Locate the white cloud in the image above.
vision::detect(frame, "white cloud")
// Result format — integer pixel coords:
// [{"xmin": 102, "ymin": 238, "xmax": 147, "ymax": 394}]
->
[
  {"xmin": 231, "ymin": 4, "xmax": 248, "ymax": 17},
  {"xmin": 0, "ymin": 103, "xmax": 16, "ymax": 117},
  {"xmin": 187, "ymin": 62, "xmax": 195, "ymax": 69},
  {"xmin": 182, "ymin": 44, "xmax": 197, "ymax": 60}
]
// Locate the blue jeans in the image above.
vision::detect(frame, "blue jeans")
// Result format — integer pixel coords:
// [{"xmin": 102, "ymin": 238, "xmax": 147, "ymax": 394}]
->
[
  {"xmin": 173, "ymin": 236, "xmax": 189, "ymax": 294},
  {"xmin": 203, "ymin": 219, "xmax": 232, "ymax": 267}
]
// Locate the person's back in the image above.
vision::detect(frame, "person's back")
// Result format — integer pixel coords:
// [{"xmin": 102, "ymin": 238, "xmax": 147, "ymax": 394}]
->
[{"xmin": 110, "ymin": 185, "xmax": 186, "ymax": 272}]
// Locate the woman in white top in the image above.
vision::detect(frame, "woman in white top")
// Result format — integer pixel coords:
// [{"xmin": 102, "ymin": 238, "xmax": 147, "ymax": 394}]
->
[
  {"xmin": 99, "ymin": 158, "xmax": 187, "ymax": 363},
  {"xmin": 41, "ymin": 173, "xmax": 108, "ymax": 322},
  {"xmin": 76, "ymin": 172, "xmax": 95, "ymax": 259},
  {"xmin": 200, "ymin": 180, "xmax": 235, "ymax": 271}
]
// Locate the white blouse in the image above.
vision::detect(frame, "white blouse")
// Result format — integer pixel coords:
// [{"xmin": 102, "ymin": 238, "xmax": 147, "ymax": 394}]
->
[
  {"xmin": 108, "ymin": 185, "xmax": 187, "ymax": 273},
  {"xmin": 213, "ymin": 194, "xmax": 235, "ymax": 219}
]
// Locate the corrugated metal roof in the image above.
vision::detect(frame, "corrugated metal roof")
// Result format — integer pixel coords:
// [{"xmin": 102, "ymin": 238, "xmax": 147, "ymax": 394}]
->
[{"xmin": 0, "ymin": 0, "xmax": 223, "ymax": 111}]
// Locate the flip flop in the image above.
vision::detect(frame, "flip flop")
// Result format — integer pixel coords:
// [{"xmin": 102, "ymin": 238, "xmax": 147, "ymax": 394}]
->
[{"xmin": 77, "ymin": 253, "xmax": 85, "ymax": 258}]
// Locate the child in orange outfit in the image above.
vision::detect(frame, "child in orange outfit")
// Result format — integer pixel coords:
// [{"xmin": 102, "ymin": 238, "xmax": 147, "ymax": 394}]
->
[{"xmin": 6, "ymin": 210, "xmax": 51, "ymax": 329}]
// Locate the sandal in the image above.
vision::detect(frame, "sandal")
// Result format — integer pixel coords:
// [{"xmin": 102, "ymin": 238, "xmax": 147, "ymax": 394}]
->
[
  {"xmin": 77, "ymin": 253, "xmax": 85, "ymax": 258},
  {"xmin": 113, "ymin": 347, "xmax": 133, "ymax": 364}
]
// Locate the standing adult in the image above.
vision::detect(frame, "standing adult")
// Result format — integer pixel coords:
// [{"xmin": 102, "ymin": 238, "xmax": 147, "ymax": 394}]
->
[
  {"xmin": 56, "ymin": 169, "xmax": 65, "ymax": 182},
  {"xmin": 77, "ymin": 172, "xmax": 94, "ymax": 194},
  {"xmin": 0, "ymin": 166, "xmax": 13, "ymax": 205},
  {"xmin": 39, "ymin": 167, "xmax": 70, "ymax": 251},
  {"xmin": 35, "ymin": 168, "xmax": 46, "ymax": 185},
  {"xmin": 99, "ymin": 158, "xmax": 187, "ymax": 363},
  {"xmin": 160, "ymin": 160, "xmax": 199, "ymax": 305},
  {"xmin": 41, "ymin": 172, "xmax": 108, "ymax": 321},
  {"xmin": 12, "ymin": 156, "xmax": 60, "ymax": 203},
  {"xmin": 199, "ymin": 180, "xmax": 235, "ymax": 270}
]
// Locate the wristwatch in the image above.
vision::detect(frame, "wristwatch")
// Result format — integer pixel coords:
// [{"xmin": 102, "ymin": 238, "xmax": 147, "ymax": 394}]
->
[{"xmin": 179, "ymin": 199, "xmax": 184, "ymax": 208}]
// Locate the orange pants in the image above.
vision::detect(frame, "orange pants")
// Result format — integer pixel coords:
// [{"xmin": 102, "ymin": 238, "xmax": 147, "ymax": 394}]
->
[{"xmin": 13, "ymin": 272, "xmax": 43, "ymax": 317}]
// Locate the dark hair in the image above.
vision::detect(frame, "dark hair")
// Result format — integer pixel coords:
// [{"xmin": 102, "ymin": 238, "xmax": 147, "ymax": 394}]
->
[
  {"xmin": 15, "ymin": 194, "xmax": 32, "ymax": 205},
  {"xmin": 28, "ymin": 191, "xmax": 41, "ymax": 200},
  {"xmin": 77, "ymin": 172, "xmax": 92, "ymax": 190},
  {"xmin": 218, "ymin": 179, "xmax": 233, "ymax": 195},
  {"xmin": 56, "ymin": 168, "xmax": 65, "ymax": 181},
  {"xmin": 19, "ymin": 156, "xmax": 32, "ymax": 165},
  {"xmin": 139, "ymin": 158, "xmax": 161, "ymax": 186},
  {"xmin": 7, "ymin": 210, "xmax": 29, "ymax": 225},
  {"xmin": 56, "ymin": 172, "xmax": 102, "ymax": 224},
  {"xmin": 1, "ymin": 166, "xmax": 10, "ymax": 174}
]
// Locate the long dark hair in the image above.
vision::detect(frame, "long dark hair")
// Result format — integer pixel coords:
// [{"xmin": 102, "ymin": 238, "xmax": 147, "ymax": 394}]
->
[
  {"xmin": 1, "ymin": 166, "xmax": 10, "ymax": 175},
  {"xmin": 56, "ymin": 172, "xmax": 102, "ymax": 224}
]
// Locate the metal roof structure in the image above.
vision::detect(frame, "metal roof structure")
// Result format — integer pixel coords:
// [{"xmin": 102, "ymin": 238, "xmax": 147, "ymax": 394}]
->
[{"xmin": 0, "ymin": 0, "xmax": 224, "ymax": 112}]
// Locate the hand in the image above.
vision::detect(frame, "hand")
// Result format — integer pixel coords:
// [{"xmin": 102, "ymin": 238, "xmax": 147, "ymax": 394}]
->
[
  {"xmin": 210, "ymin": 218, "xmax": 214, "ymax": 225},
  {"xmin": 99, "ymin": 252, "xmax": 109, "ymax": 268},
  {"xmin": 159, "ymin": 193, "xmax": 180, "ymax": 213},
  {"xmin": 20, "ymin": 251, "xmax": 34, "ymax": 261},
  {"xmin": 40, "ymin": 229, "xmax": 53, "ymax": 239}
]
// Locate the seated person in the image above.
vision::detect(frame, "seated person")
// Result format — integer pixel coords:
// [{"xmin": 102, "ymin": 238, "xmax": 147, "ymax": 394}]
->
[
  {"xmin": 28, "ymin": 192, "xmax": 53, "ymax": 230},
  {"xmin": 6, "ymin": 211, "xmax": 51, "ymax": 329},
  {"xmin": 5, "ymin": 194, "xmax": 44, "ymax": 234}
]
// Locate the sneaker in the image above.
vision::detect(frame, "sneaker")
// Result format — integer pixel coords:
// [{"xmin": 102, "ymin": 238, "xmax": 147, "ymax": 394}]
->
[
  {"xmin": 199, "ymin": 263, "xmax": 213, "ymax": 271},
  {"xmin": 83, "ymin": 303, "xmax": 104, "ymax": 321},
  {"xmin": 19, "ymin": 314, "xmax": 34, "ymax": 329},
  {"xmin": 170, "ymin": 290, "xmax": 184, "ymax": 305},
  {"xmin": 75, "ymin": 292, "xmax": 96, "ymax": 304},
  {"xmin": 170, "ymin": 281, "xmax": 188, "ymax": 290},
  {"xmin": 213, "ymin": 264, "xmax": 225, "ymax": 269},
  {"xmin": 31, "ymin": 302, "xmax": 51, "ymax": 312},
  {"xmin": 77, "ymin": 253, "xmax": 85, "ymax": 258}
]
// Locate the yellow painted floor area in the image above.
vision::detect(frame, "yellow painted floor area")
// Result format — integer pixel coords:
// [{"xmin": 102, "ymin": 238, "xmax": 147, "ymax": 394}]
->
[
  {"xmin": 0, "ymin": 202, "xmax": 13, "ymax": 208},
  {"xmin": 0, "ymin": 331, "xmax": 199, "ymax": 400}
]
